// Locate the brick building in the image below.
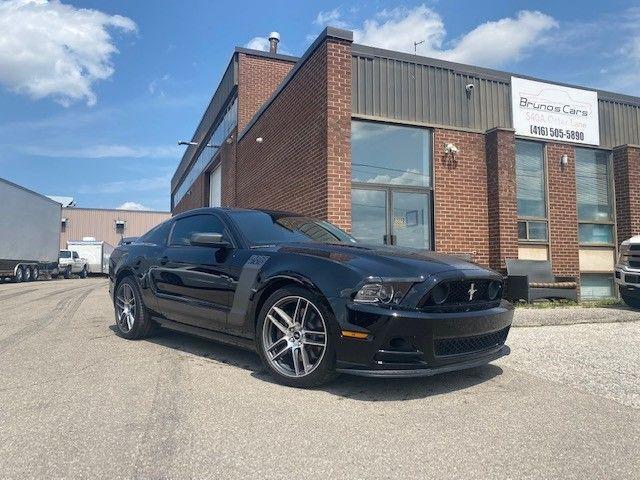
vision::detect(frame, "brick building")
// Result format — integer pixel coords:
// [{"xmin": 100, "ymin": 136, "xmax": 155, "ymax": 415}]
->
[{"xmin": 171, "ymin": 28, "xmax": 640, "ymax": 300}]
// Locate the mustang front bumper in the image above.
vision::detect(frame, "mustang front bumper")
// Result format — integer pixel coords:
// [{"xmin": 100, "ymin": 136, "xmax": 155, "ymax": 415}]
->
[{"xmin": 330, "ymin": 299, "xmax": 514, "ymax": 377}]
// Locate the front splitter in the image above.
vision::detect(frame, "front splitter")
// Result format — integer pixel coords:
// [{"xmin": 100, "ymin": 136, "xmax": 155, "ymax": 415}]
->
[{"xmin": 336, "ymin": 345, "xmax": 510, "ymax": 378}]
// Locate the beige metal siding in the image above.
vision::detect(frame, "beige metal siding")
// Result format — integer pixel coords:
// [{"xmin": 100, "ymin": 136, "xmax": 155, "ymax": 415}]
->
[{"xmin": 60, "ymin": 208, "xmax": 170, "ymax": 248}]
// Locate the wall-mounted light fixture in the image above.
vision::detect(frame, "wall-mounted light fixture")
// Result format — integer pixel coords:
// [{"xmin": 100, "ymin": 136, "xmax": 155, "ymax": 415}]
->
[
  {"xmin": 561, "ymin": 153, "xmax": 569, "ymax": 168},
  {"xmin": 444, "ymin": 143, "xmax": 459, "ymax": 155}
]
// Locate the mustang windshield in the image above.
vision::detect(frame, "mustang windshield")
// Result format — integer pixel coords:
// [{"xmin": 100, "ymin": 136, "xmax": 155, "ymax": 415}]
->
[{"xmin": 229, "ymin": 211, "xmax": 357, "ymax": 246}]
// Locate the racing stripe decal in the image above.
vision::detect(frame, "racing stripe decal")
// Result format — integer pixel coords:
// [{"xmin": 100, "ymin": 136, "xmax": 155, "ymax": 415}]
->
[{"xmin": 227, "ymin": 255, "xmax": 270, "ymax": 330}]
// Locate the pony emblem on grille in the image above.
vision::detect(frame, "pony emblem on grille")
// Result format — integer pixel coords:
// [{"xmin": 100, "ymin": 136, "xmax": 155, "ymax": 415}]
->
[{"xmin": 468, "ymin": 282, "xmax": 477, "ymax": 301}]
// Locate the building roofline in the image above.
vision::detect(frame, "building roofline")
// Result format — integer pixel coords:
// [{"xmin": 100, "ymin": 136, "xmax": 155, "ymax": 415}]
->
[
  {"xmin": 171, "ymin": 55, "xmax": 238, "ymax": 191},
  {"xmin": 62, "ymin": 207, "xmax": 170, "ymax": 214},
  {"xmin": 171, "ymin": 48, "xmax": 300, "ymax": 194},
  {"xmin": 238, "ymin": 27, "xmax": 354, "ymax": 142},
  {"xmin": 0, "ymin": 177, "xmax": 62, "ymax": 208},
  {"xmin": 352, "ymin": 43, "xmax": 640, "ymax": 107},
  {"xmin": 234, "ymin": 46, "xmax": 299, "ymax": 63}
]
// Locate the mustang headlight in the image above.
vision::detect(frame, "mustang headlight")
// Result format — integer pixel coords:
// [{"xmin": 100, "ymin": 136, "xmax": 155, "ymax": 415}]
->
[{"xmin": 354, "ymin": 281, "xmax": 413, "ymax": 305}]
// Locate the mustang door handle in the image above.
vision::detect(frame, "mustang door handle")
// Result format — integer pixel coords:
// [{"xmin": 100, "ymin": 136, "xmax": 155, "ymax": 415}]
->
[{"xmin": 160, "ymin": 256, "xmax": 168, "ymax": 265}]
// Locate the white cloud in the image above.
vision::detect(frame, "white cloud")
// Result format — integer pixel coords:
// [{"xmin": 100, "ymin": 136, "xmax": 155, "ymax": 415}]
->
[
  {"xmin": 78, "ymin": 174, "xmax": 170, "ymax": 194},
  {"xmin": 352, "ymin": 5, "xmax": 557, "ymax": 68},
  {"xmin": 23, "ymin": 144, "xmax": 176, "ymax": 159},
  {"xmin": 148, "ymin": 74, "xmax": 170, "ymax": 96},
  {"xmin": 444, "ymin": 11, "xmax": 558, "ymax": 65},
  {"xmin": 117, "ymin": 201, "xmax": 150, "ymax": 211},
  {"xmin": 0, "ymin": 0, "xmax": 137, "ymax": 106},
  {"xmin": 245, "ymin": 37, "xmax": 270, "ymax": 51},
  {"xmin": 315, "ymin": 8, "xmax": 349, "ymax": 28}
]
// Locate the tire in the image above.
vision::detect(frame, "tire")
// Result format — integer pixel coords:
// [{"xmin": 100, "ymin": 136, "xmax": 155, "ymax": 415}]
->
[
  {"xmin": 63, "ymin": 268, "xmax": 71, "ymax": 279},
  {"xmin": 23, "ymin": 266, "xmax": 32, "ymax": 282},
  {"xmin": 32, "ymin": 266, "xmax": 39, "ymax": 281},
  {"xmin": 620, "ymin": 286, "xmax": 640, "ymax": 309},
  {"xmin": 14, "ymin": 266, "xmax": 24, "ymax": 283},
  {"xmin": 256, "ymin": 286, "xmax": 338, "ymax": 388},
  {"xmin": 80, "ymin": 266, "xmax": 88, "ymax": 279},
  {"xmin": 113, "ymin": 276, "xmax": 157, "ymax": 339}
]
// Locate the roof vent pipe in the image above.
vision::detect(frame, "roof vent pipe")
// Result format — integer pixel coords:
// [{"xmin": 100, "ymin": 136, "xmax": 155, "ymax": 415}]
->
[{"xmin": 268, "ymin": 32, "xmax": 280, "ymax": 53}]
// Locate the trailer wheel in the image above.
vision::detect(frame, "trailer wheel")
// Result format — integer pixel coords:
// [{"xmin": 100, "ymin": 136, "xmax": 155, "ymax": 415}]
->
[
  {"xmin": 23, "ymin": 266, "xmax": 32, "ymax": 282},
  {"xmin": 14, "ymin": 266, "xmax": 24, "ymax": 283},
  {"xmin": 32, "ymin": 266, "xmax": 39, "ymax": 281}
]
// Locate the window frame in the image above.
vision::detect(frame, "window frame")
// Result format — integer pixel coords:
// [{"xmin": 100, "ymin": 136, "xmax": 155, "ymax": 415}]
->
[
  {"xmin": 574, "ymin": 147, "xmax": 616, "ymax": 247},
  {"xmin": 350, "ymin": 118, "xmax": 435, "ymax": 250},
  {"xmin": 168, "ymin": 212, "xmax": 236, "ymax": 248},
  {"xmin": 515, "ymin": 139, "xmax": 549, "ymax": 244}
]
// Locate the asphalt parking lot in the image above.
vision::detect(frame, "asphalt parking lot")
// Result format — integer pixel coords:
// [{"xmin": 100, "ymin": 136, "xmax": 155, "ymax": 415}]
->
[{"xmin": 0, "ymin": 278, "xmax": 638, "ymax": 479}]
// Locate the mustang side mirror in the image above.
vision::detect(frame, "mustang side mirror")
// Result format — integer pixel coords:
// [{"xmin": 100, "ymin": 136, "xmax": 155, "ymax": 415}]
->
[{"xmin": 190, "ymin": 232, "xmax": 230, "ymax": 248}]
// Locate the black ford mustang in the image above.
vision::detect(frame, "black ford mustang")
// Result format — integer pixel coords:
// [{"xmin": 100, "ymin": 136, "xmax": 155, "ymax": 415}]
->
[{"xmin": 109, "ymin": 208, "xmax": 512, "ymax": 387}]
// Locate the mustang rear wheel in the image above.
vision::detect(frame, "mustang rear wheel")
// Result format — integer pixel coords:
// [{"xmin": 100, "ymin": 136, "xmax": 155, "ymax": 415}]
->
[{"xmin": 257, "ymin": 286, "xmax": 337, "ymax": 388}]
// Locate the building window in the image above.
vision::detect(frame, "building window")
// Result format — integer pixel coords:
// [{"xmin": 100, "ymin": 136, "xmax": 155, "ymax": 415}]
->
[
  {"xmin": 516, "ymin": 140, "xmax": 548, "ymax": 242},
  {"xmin": 580, "ymin": 273, "xmax": 614, "ymax": 299},
  {"xmin": 575, "ymin": 148, "xmax": 614, "ymax": 245},
  {"xmin": 173, "ymin": 96, "xmax": 237, "ymax": 207},
  {"xmin": 350, "ymin": 120, "xmax": 433, "ymax": 249}
]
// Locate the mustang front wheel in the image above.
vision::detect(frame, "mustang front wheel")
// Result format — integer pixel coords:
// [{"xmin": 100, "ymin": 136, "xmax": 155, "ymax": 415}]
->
[{"xmin": 257, "ymin": 287, "xmax": 337, "ymax": 388}]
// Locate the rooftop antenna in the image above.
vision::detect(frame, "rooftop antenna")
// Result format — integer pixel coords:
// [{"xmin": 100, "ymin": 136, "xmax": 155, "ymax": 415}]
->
[{"xmin": 413, "ymin": 40, "xmax": 425, "ymax": 55}]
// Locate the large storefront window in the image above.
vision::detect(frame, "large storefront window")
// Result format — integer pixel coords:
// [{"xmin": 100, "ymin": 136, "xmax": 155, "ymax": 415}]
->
[
  {"xmin": 576, "ymin": 148, "xmax": 614, "ymax": 244},
  {"xmin": 516, "ymin": 140, "xmax": 548, "ymax": 242},
  {"xmin": 350, "ymin": 120, "xmax": 433, "ymax": 249}
]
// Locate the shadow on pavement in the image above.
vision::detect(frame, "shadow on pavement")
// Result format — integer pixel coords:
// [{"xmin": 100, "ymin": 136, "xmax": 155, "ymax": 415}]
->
[{"xmin": 128, "ymin": 327, "xmax": 503, "ymax": 401}]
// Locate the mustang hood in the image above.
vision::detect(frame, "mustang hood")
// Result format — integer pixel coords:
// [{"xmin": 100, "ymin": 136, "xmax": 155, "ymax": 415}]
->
[{"xmin": 274, "ymin": 242, "xmax": 494, "ymax": 279}]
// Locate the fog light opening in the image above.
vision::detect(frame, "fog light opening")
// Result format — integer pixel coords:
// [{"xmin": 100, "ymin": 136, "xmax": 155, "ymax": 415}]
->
[{"xmin": 431, "ymin": 282, "xmax": 450, "ymax": 304}]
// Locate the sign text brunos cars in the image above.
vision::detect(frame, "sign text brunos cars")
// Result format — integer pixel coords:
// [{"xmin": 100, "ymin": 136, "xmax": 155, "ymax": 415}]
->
[{"xmin": 510, "ymin": 76, "xmax": 600, "ymax": 145}]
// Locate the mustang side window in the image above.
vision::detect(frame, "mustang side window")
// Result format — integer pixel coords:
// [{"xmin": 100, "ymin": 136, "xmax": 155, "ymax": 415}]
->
[{"xmin": 169, "ymin": 215, "xmax": 226, "ymax": 247}]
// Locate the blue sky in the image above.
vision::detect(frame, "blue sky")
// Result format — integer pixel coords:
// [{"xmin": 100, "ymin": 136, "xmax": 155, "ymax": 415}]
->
[{"xmin": 1, "ymin": 0, "xmax": 639, "ymax": 211}]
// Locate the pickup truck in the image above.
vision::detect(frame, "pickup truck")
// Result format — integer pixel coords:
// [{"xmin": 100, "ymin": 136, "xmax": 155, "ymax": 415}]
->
[
  {"xmin": 55, "ymin": 250, "xmax": 89, "ymax": 279},
  {"xmin": 615, "ymin": 236, "xmax": 640, "ymax": 308}
]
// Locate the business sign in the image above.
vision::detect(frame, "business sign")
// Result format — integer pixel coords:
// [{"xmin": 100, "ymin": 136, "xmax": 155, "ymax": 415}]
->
[{"xmin": 511, "ymin": 76, "xmax": 599, "ymax": 145}]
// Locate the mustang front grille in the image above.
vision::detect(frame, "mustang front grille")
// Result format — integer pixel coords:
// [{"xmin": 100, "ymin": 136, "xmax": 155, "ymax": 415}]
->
[
  {"xmin": 434, "ymin": 327, "xmax": 510, "ymax": 357},
  {"xmin": 419, "ymin": 279, "xmax": 503, "ymax": 312}
]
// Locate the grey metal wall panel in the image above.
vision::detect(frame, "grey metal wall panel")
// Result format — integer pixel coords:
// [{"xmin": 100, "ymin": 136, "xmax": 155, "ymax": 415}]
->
[
  {"xmin": 0, "ymin": 178, "xmax": 61, "ymax": 263},
  {"xmin": 598, "ymin": 100, "xmax": 640, "ymax": 148},
  {"xmin": 171, "ymin": 57, "xmax": 238, "ymax": 192},
  {"xmin": 352, "ymin": 54, "xmax": 512, "ymax": 132},
  {"xmin": 352, "ymin": 46, "xmax": 640, "ymax": 148}
]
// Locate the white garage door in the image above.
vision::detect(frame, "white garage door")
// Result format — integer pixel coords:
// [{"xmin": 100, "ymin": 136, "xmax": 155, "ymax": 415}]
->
[{"xmin": 209, "ymin": 165, "xmax": 221, "ymax": 207}]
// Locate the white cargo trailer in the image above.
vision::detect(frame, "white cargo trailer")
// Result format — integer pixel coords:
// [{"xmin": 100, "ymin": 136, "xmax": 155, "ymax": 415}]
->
[
  {"xmin": 67, "ymin": 238, "xmax": 115, "ymax": 274},
  {"xmin": 0, "ymin": 177, "xmax": 61, "ymax": 282}
]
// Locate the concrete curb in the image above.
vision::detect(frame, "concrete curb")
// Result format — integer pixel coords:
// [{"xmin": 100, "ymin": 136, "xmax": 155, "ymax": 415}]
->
[{"xmin": 513, "ymin": 306, "xmax": 640, "ymax": 327}]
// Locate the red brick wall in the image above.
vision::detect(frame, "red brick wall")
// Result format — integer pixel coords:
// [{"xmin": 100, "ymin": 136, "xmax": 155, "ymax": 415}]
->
[
  {"xmin": 486, "ymin": 128, "xmax": 518, "ymax": 270},
  {"xmin": 325, "ymin": 40, "xmax": 352, "ymax": 231},
  {"xmin": 613, "ymin": 145, "xmax": 640, "ymax": 242},
  {"xmin": 433, "ymin": 129, "xmax": 490, "ymax": 267},
  {"xmin": 237, "ymin": 53, "xmax": 295, "ymax": 132},
  {"xmin": 546, "ymin": 143, "xmax": 580, "ymax": 278},
  {"xmin": 219, "ymin": 130, "xmax": 237, "ymax": 207},
  {"xmin": 235, "ymin": 37, "xmax": 352, "ymax": 227},
  {"xmin": 173, "ymin": 172, "xmax": 207, "ymax": 215}
]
